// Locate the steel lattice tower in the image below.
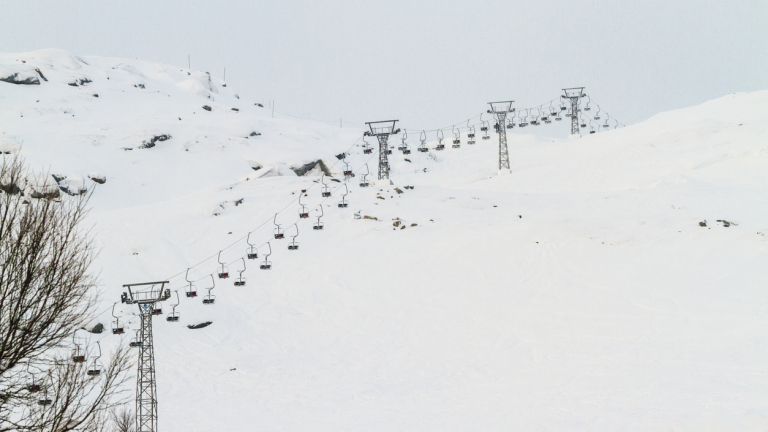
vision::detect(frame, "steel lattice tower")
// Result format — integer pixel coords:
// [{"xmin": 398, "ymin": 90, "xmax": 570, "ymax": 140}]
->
[
  {"xmin": 121, "ymin": 281, "xmax": 170, "ymax": 432},
  {"xmin": 488, "ymin": 101, "xmax": 514, "ymax": 172},
  {"xmin": 562, "ymin": 87, "xmax": 585, "ymax": 137},
  {"xmin": 365, "ymin": 120, "xmax": 400, "ymax": 180}
]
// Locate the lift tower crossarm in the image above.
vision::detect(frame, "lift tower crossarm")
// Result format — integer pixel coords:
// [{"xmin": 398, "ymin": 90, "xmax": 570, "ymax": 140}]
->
[
  {"xmin": 487, "ymin": 101, "xmax": 515, "ymax": 173},
  {"xmin": 364, "ymin": 120, "xmax": 400, "ymax": 180},
  {"xmin": 121, "ymin": 280, "xmax": 170, "ymax": 432}
]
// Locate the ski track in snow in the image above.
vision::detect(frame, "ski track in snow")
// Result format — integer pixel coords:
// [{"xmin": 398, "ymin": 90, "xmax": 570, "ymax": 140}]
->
[{"xmin": 2, "ymin": 49, "xmax": 768, "ymax": 431}]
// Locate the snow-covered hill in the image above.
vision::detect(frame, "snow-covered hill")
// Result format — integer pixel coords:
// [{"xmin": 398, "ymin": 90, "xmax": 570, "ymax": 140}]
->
[{"xmin": 2, "ymin": 49, "xmax": 767, "ymax": 431}]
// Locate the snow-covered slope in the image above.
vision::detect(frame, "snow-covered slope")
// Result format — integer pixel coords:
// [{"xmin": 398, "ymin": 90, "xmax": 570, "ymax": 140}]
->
[{"xmin": 2, "ymin": 50, "xmax": 767, "ymax": 431}]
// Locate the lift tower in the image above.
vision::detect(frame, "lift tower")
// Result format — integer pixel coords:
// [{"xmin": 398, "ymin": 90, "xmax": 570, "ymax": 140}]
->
[
  {"xmin": 364, "ymin": 120, "xmax": 400, "ymax": 180},
  {"xmin": 487, "ymin": 101, "xmax": 515, "ymax": 172},
  {"xmin": 562, "ymin": 87, "xmax": 585, "ymax": 137},
  {"xmin": 121, "ymin": 281, "xmax": 171, "ymax": 432}
]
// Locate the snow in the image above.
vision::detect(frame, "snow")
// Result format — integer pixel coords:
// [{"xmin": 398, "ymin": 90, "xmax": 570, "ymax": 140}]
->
[{"xmin": 2, "ymin": 49, "xmax": 767, "ymax": 430}]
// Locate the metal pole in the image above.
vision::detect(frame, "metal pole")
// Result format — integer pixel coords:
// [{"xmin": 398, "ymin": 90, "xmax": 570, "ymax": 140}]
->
[
  {"xmin": 494, "ymin": 111, "xmax": 510, "ymax": 171},
  {"xmin": 377, "ymin": 135, "xmax": 389, "ymax": 180},
  {"xmin": 136, "ymin": 305, "xmax": 158, "ymax": 432},
  {"xmin": 569, "ymin": 97, "xmax": 580, "ymax": 136}
]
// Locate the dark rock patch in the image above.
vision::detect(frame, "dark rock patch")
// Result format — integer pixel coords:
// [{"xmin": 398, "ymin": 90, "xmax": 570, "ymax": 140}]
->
[
  {"xmin": 291, "ymin": 159, "xmax": 331, "ymax": 177},
  {"xmin": 67, "ymin": 78, "xmax": 92, "ymax": 87},
  {"xmin": 34, "ymin": 68, "xmax": 48, "ymax": 81},
  {"xmin": 1, "ymin": 73, "xmax": 40, "ymax": 85},
  {"xmin": 139, "ymin": 134, "xmax": 171, "ymax": 149},
  {"xmin": 202, "ymin": 105, "xmax": 212, "ymax": 111},
  {"xmin": 0, "ymin": 182, "xmax": 23, "ymax": 195},
  {"xmin": 188, "ymin": 321, "xmax": 212, "ymax": 329}
]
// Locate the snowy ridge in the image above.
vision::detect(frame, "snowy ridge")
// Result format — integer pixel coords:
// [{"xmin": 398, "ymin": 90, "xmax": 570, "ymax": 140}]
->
[{"xmin": 2, "ymin": 50, "xmax": 768, "ymax": 430}]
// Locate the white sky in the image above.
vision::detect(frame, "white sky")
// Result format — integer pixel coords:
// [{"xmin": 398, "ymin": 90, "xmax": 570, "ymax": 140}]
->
[{"xmin": 1, "ymin": 0, "xmax": 766, "ymax": 133}]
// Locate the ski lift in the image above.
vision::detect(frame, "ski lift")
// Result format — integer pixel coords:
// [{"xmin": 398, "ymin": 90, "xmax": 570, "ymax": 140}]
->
[
  {"xmin": 343, "ymin": 160, "xmax": 354, "ymax": 178},
  {"xmin": 530, "ymin": 107, "xmax": 540, "ymax": 126},
  {"xmin": 72, "ymin": 331, "xmax": 85, "ymax": 363},
  {"xmin": 613, "ymin": 119, "xmax": 619, "ymax": 129},
  {"xmin": 580, "ymin": 116, "xmax": 587, "ymax": 128},
  {"xmin": 234, "ymin": 258, "xmax": 247, "ymax": 286},
  {"xmin": 288, "ymin": 224, "xmax": 299, "ymax": 250},
  {"xmin": 559, "ymin": 101, "xmax": 567, "ymax": 111},
  {"xmin": 584, "ymin": 95, "xmax": 592, "ymax": 111},
  {"xmin": 153, "ymin": 304, "xmax": 162, "ymax": 315},
  {"xmin": 398, "ymin": 130, "xmax": 406, "ymax": 151},
  {"xmin": 37, "ymin": 375, "xmax": 52, "ymax": 406},
  {"xmin": 593, "ymin": 105, "xmax": 601, "ymax": 120},
  {"xmin": 452, "ymin": 126, "xmax": 461, "ymax": 148},
  {"xmin": 401, "ymin": 130, "xmax": 411, "ymax": 154},
  {"xmin": 313, "ymin": 205, "xmax": 324, "ymax": 230},
  {"xmin": 359, "ymin": 164, "xmax": 370, "ymax": 187},
  {"xmin": 87, "ymin": 341, "xmax": 102, "ymax": 376},
  {"xmin": 217, "ymin": 250, "xmax": 229, "ymax": 279},
  {"xmin": 603, "ymin": 113, "xmax": 611, "ymax": 129},
  {"xmin": 418, "ymin": 130, "xmax": 428, "ymax": 152},
  {"xmin": 298, "ymin": 194, "xmax": 309, "ymax": 218},
  {"xmin": 129, "ymin": 329, "xmax": 142, "ymax": 348},
  {"xmin": 321, "ymin": 174, "xmax": 331, "ymax": 197},
  {"xmin": 26, "ymin": 361, "xmax": 41, "ymax": 392},
  {"xmin": 184, "ymin": 268, "xmax": 198, "ymax": 297},
  {"xmin": 519, "ymin": 109, "xmax": 528, "ymax": 127},
  {"xmin": 435, "ymin": 130, "xmax": 445, "ymax": 150},
  {"xmin": 468, "ymin": 122, "xmax": 477, "ymax": 144},
  {"xmin": 338, "ymin": 183, "xmax": 349, "ymax": 208},
  {"xmin": 363, "ymin": 136, "xmax": 373, "ymax": 154},
  {"xmin": 480, "ymin": 114, "xmax": 488, "ymax": 132},
  {"xmin": 589, "ymin": 120, "xmax": 596, "ymax": 134},
  {"xmin": 273, "ymin": 213, "xmax": 284, "ymax": 239},
  {"xmin": 111, "ymin": 302, "xmax": 124, "ymax": 335},
  {"xmin": 166, "ymin": 290, "xmax": 180, "ymax": 321},
  {"xmin": 203, "ymin": 274, "xmax": 216, "ymax": 304},
  {"xmin": 260, "ymin": 242, "xmax": 272, "ymax": 269}
]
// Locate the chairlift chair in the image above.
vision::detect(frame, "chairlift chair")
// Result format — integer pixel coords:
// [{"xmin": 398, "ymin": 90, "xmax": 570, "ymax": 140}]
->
[
  {"xmin": 435, "ymin": 130, "xmax": 445, "ymax": 150},
  {"xmin": 362, "ymin": 136, "xmax": 373, "ymax": 154},
  {"xmin": 26, "ymin": 362, "xmax": 41, "ymax": 392},
  {"xmin": 87, "ymin": 341, "xmax": 102, "ymax": 376},
  {"xmin": 288, "ymin": 224, "xmax": 299, "ymax": 250},
  {"xmin": 184, "ymin": 268, "xmax": 198, "ymax": 297},
  {"xmin": 111, "ymin": 303, "xmax": 124, "ymax": 335},
  {"xmin": 273, "ymin": 213, "xmax": 284, "ymax": 239},
  {"xmin": 468, "ymin": 123, "xmax": 477, "ymax": 144},
  {"xmin": 402, "ymin": 131, "xmax": 411, "ymax": 154},
  {"xmin": 418, "ymin": 130, "xmax": 428, "ymax": 152},
  {"xmin": 594, "ymin": 105, "xmax": 601, "ymax": 120},
  {"xmin": 480, "ymin": 113, "xmax": 489, "ymax": 132},
  {"xmin": 72, "ymin": 332, "xmax": 85, "ymax": 363},
  {"xmin": 298, "ymin": 194, "xmax": 309, "ymax": 218},
  {"xmin": 338, "ymin": 184, "xmax": 349, "ymax": 208},
  {"xmin": 234, "ymin": 258, "xmax": 247, "ymax": 286},
  {"xmin": 167, "ymin": 290, "xmax": 181, "ymax": 321},
  {"xmin": 246, "ymin": 233, "xmax": 259, "ymax": 260},
  {"xmin": 589, "ymin": 120, "xmax": 596, "ymax": 134},
  {"xmin": 216, "ymin": 251, "xmax": 230, "ymax": 279},
  {"xmin": 584, "ymin": 95, "xmax": 592, "ymax": 111},
  {"xmin": 321, "ymin": 174, "xmax": 331, "ymax": 197},
  {"xmin": 313, "ymin": 206, "xmax": 325, "ymax": 230},
  {"xmin": 398, "ymin": 130, "xmax": 407, "ymax": 151},
  {"xmin": 260, "ymin": 242, "xmax": 272, "ymax": 269},
  {"xmin": 452, "ymin": 126, "xmax": 461, "ymax": 148},
  {"xmin": 343, "ymin": 161, "xmax": 354, "ymax": 178},
  {"xmin": 202, "ymin": 274, "xmax": 216, "ymax": 304},
  {"xmin": 359, "ymin": 164, "xmax": 371, "ymax": 187},
  {"xmin": 129, "ymin": 329, "xmax": 142, "ymax": 348},
  {"xmin": 519, "ymin": 109, "xmax": 528, "ymax": 127}
]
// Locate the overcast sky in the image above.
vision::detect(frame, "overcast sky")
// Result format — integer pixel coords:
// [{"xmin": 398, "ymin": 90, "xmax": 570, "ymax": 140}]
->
[{"xmin": 2, "ymin": 0, "xmax": 766, "ymax": 134}]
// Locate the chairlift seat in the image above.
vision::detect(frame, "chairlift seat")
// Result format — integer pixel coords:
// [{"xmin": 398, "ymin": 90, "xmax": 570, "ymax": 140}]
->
[
  {"xmin": 468, "ymin": 139, "xmax": 475, "ymax": 144},
  {"xmin": 299, "ymin": 213, "xmax": 309, "ymax": 218},
  {"xmin": 555, "ymin": 117, "xmax": 562, "ymax": 121},
  {"xmin": 313, "ymin": 223, "xmax": 324, "ymax": 230},
  {"xmin": 27, "ymin": 384, "xmax": 41, "ymax": 392},
  {"xmin": 480, "ymin": 126, "xmax": 488, "ymax": 131},
  {"xmin": 387, "ymin": 150, "xmax": 392, "ymax": 155},
  {"xmin": 259, "ymin": 264, "xmax": 272, "ymax": 270},
  {"xmin": 590, "ymin": 130, "xmax": 595, "ymax": 134},
  {"xmin": 584, "ymin": 107, "xmax": 591, "ymax": 111},
  {"xmin": 360, "ymin": 181, "xmax": 369, "ymax": 187},
  {"xmin": 338, "ymin": 202, "xmax": 348, "ymax": 208},
  {"xmin": 344, "ymin": 170, "xmax": 353, "ymax": 176},
  {"xmin": 418, "ymin": 147, "xmax": 428, "ymax": 152},
  {"xmin": 560, "ymin": 106, "xmax": 567, "ymax": 111},
  {"xmin": 322, "ymin": 192, "xmax": 331, "ymax": 197},
  {"xmin": 363, "ymin": 149, "xmax": 372, "ymax": 154},
  {"xmin": 436, "ymin": 145, "xmax": 445, "ymax": 150},
  {"xmin": 186, "ymin": 290, "xmax": 197, "ymax": 297},
  {"xmin": 580, "ymin": 123, "xmax": 586, "ymax": 128},
  {"xmin": 167, "ymin": 315, "xmax": 180, "ymax": 321},
  {"xmin": 87, "ymin": 369, "xmax": 101, "ymax": 376},
  {"xmin": 111, "ymin": 328, "xmax": 124, "ymax": 335},
  {"xmin": 73, "ymin": 355, "xmax": 85, "ymax": 363},
  {"xmin": 153, "ymin": 308, "xmax": 162, "ymax": 315},
  {"xmin": 203, "ymin": 298, "xmax": 215, "ymax": 304},
  {"xmin": 482, "ymin": 135, "xmax": 490, "ymax": 139},
  {"xmin": 288, "ymin": 244, "xmax": 299, "ymax": 250},
  {"xmin": 594, "ymin": 116, "xmax": 600, "ymax": 120},
  {"xmin": 129, "ymin": 341, "xmax": 142, "ymax": 348},
  {"xmin": 247, "ymin": 253, "xmax": 258, "ymax": 259},
  {"xmin": 274, "ymin": 233, "xmax": 284, "ymax": 239},
  {"xmin": 403, "ymin": 149, "xmax": 411, "ymax": 154},
  {"xmin": 38, "ymin": 399, "xmax": 52, "ymax": 406}
]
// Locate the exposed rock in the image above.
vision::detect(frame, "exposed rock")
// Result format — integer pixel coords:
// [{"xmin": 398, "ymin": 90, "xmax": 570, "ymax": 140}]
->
[
  {"xmin": 34, "ymin": 67, "xmax": 47, "ymax": 81},
  {"xmin": 29, "ymin": 186, "xmax": 60, "ymax": 200},
  {"xmin": 291, "ymin": 159, "xmax": 331, "ymax": 177},
  {"xmin": 231, "ymin": 108, "xmax": 239, "ymax": 112},
  {"xmin": 1, "ymin": 72, "xmax": 40, "ymax": 85},
  {"xmin": 395, "ymin": 187, "xmax": 403, "ymax": 194},
  {"xmin": 249, "ymin": 131, "xmax": 261, "ymax": 137},
  {"xmin": 139, "ymin": 134, "xmax": 171, "ymax": 149},
  {"xmin": 255, "ymin": 103, "xmax": 263, "ymax": 107},
  {"xmin": 88, "ymin": 174, "xmax": 106, "ymax": 184},
  {"xmin": 202, "ymin": 105, "xmax": 212, "ymax": 111},
  {"xmin": 0, "ymin": 182, "xmax": 22, "ymax": 195},
  {"xmin": 187, "ymin": 321, "xmax": 212, "ymax": 329},
  {"xmin": 67, "ymin": 78, "xmax": 92, "ymax": 87},
  {"xmin": 363, "ymin": 215, "xmax": 378, "ymax": 221},
  {"xmin": 335, "ymin": 153, "xmax": 346, "ymax": 160},
  {"xmin": 134, "ymin": 83, "xmax": 145, "ymax": 89}
]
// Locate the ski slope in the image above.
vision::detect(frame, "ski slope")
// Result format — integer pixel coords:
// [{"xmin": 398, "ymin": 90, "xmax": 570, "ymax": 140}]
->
[{"xmin": 2, "ymin": 49, "xmax": 768, "ymax": 431}]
